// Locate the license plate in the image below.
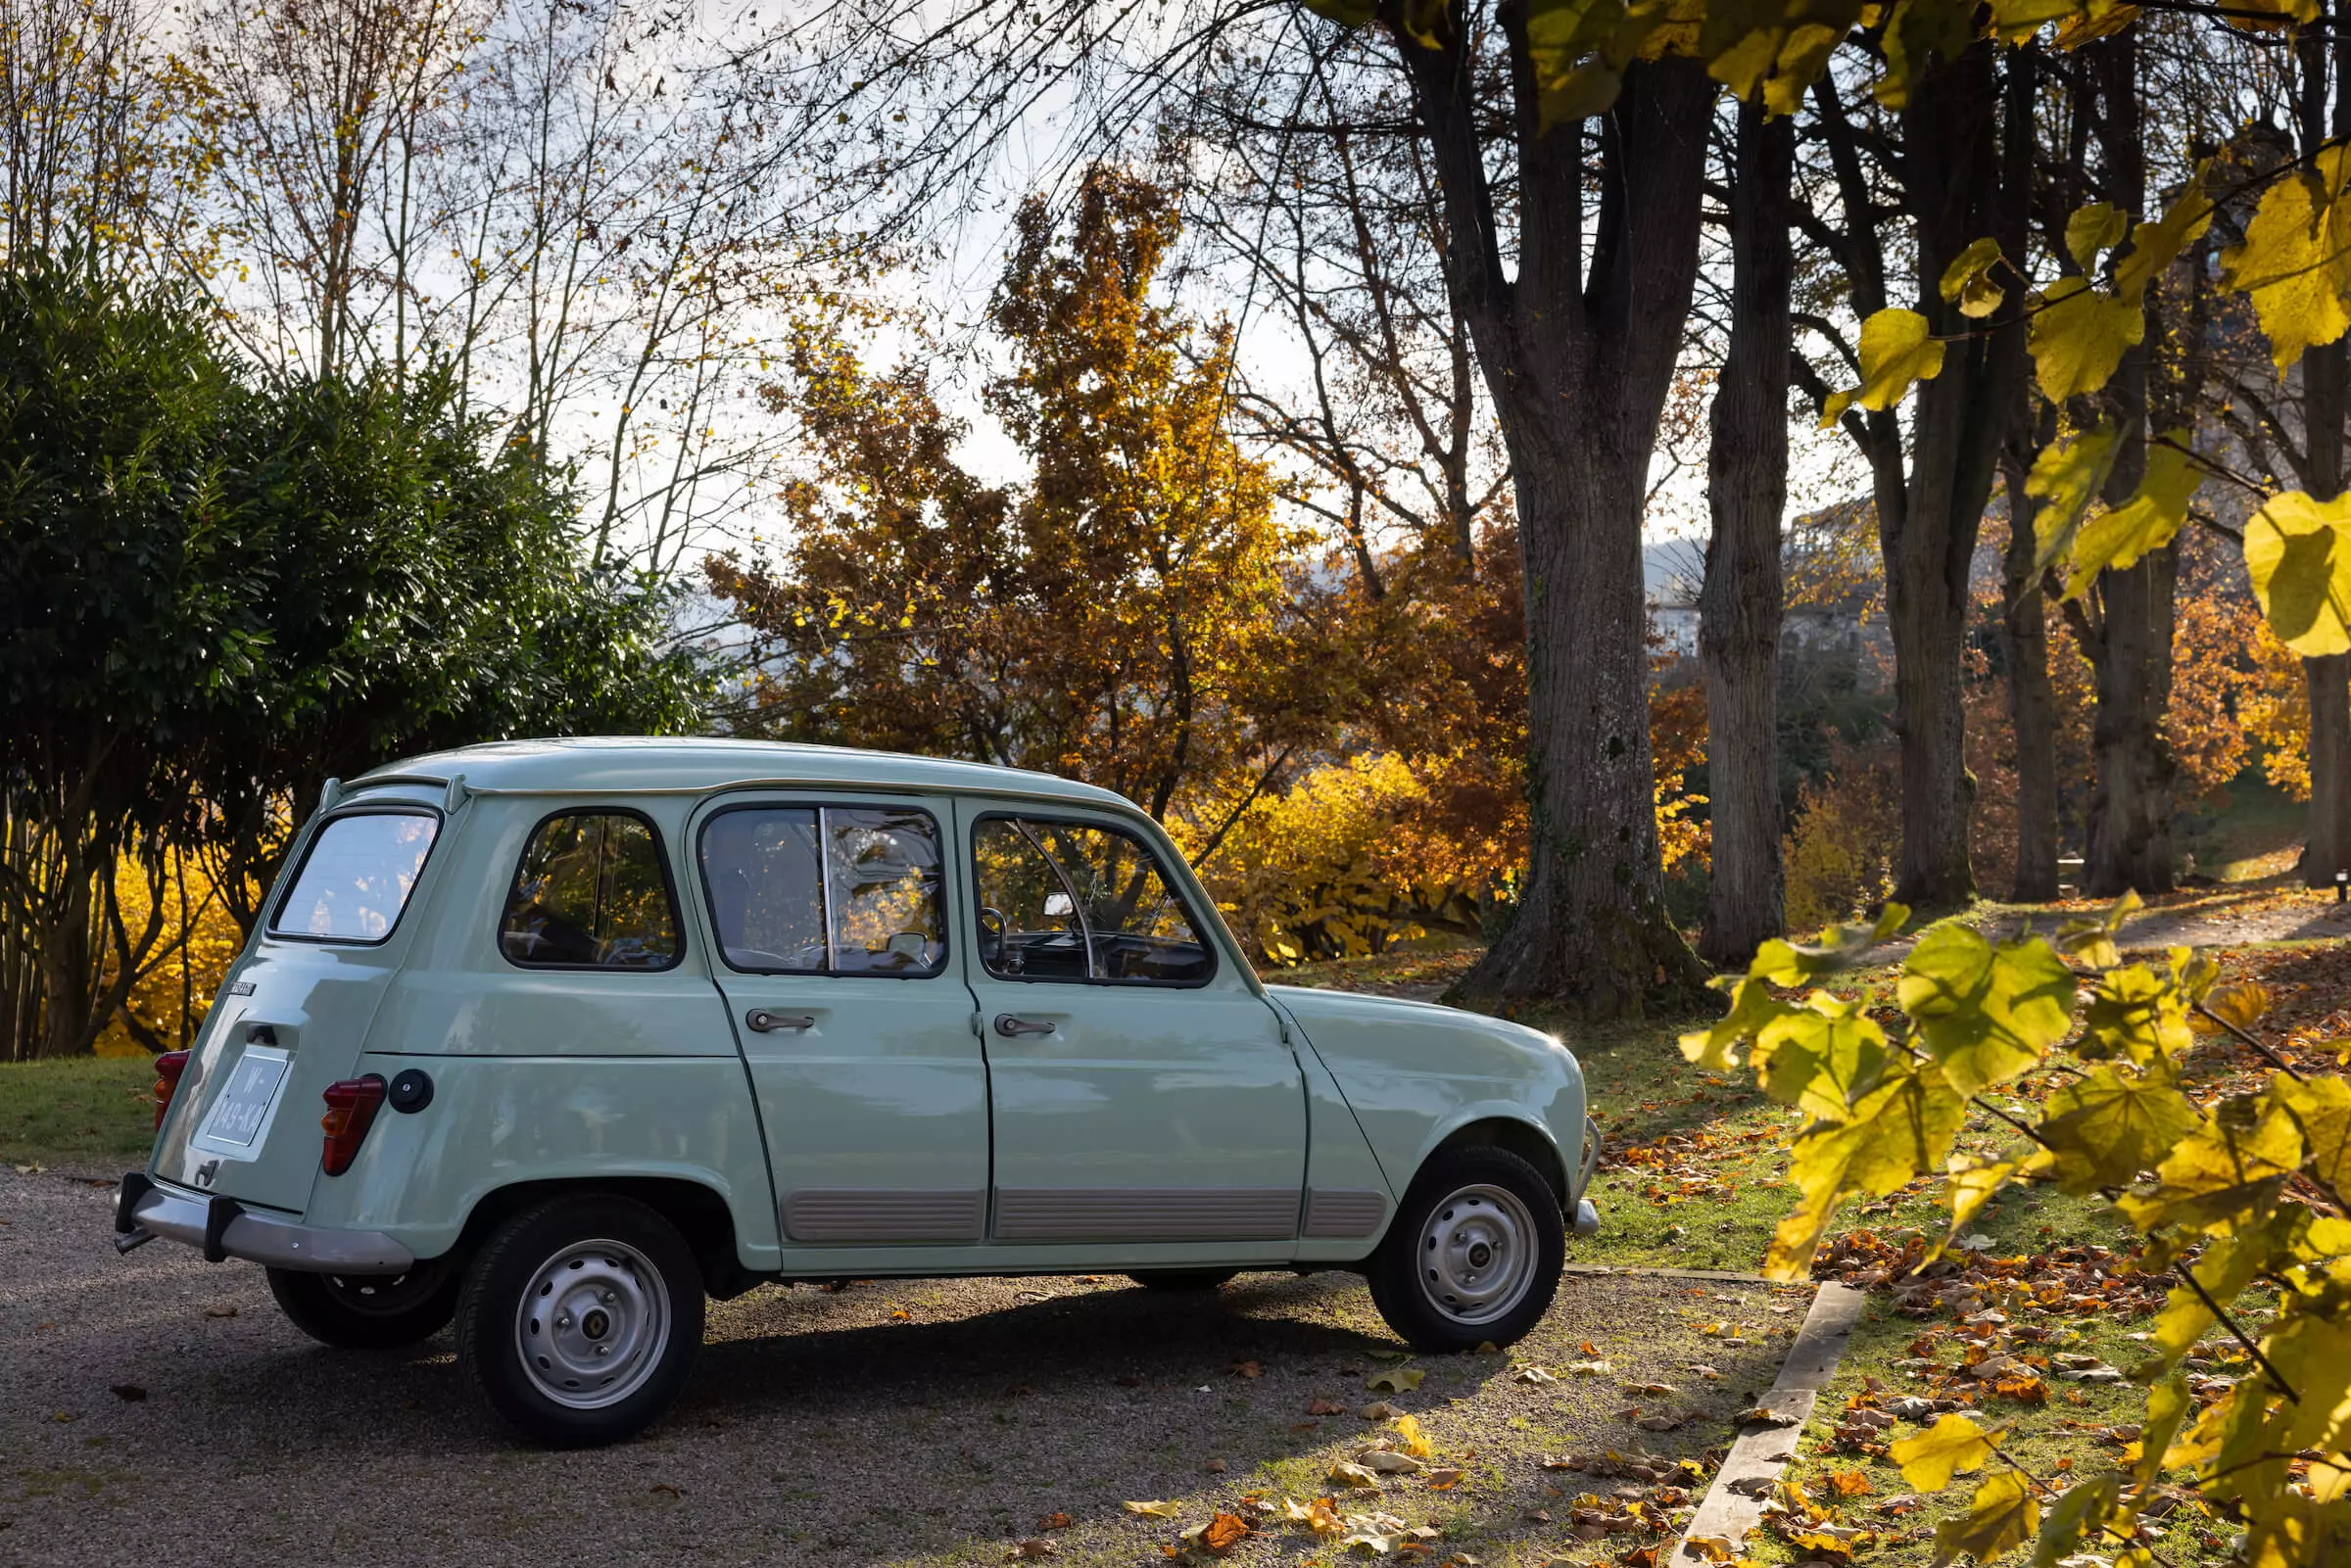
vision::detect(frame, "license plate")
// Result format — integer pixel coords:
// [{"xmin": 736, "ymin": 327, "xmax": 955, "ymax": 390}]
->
[{"xmin": 201, "ymin": 1051, "xmax": 288, "ymax": 1148}]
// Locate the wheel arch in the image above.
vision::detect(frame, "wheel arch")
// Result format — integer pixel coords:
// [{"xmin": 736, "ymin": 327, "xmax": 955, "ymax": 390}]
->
[
  {"xmin": 1429, "ymin": 1116, "xmax": 1570, "ymax": 1209},
  {"xmin": 452, "ymin": 1176, "xmax": 755, "ymax": 1299}
]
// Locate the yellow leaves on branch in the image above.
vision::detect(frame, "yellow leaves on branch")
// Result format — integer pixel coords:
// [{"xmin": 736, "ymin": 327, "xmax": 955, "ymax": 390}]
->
[
  {"xmin": 2246, "ymin": 489, "xmax": 2351, "ymax": 656},
  {"xmin": 1890, "ymin": 1413, "xmax": 1997, "ymax": 1493},
  {"xmin": 2226, "ymin": 145, "xmax": 2351, "ymax": 370},
  {"xmin": 1819, "ymin": 308, "xmax": 1943, "ymax": 428}
]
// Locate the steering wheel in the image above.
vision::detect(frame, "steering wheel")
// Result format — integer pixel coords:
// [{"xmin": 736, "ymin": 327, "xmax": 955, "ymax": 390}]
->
[{"xmin": 977, "ymin": 906, "xmax": 1009, "ymax": 970}]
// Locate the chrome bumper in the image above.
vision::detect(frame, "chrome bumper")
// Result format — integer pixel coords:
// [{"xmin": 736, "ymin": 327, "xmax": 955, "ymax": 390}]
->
[
  {"xmin": 1572, "ymin": 1116, "xmax": 1603, "ymax": 1236},
  {"xmin": 114, "ymin": 1173, "xmax": 415, "ymax": 1274}
]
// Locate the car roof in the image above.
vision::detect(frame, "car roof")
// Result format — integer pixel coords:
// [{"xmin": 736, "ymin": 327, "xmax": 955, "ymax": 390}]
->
[{"xmin": 350, "ymin": 736, "xmax": 1136, "ymax": 811}]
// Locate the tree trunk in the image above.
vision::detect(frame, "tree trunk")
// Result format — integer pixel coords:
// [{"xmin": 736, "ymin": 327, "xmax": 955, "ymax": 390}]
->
[
  {"xmin": 2078, "ymin": 25, "xmax": 2177, "ymax": 898},
  {"xmin": 2000, "ymin": 447, "xmax": 2060, "ymax": 901},
  {"xmin": 1390, "ymin": 34, "xmax": 1712, "ymax": 1015},
  {"xmin": 1698, "ymin": 101, "xmax": 1792, "ymax": 967}
]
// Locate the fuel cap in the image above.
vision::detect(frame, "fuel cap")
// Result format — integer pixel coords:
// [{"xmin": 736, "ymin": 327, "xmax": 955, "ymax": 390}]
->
[{"xmin": 387, "ymin": 1069, "xmax": 434, "ymax": 1114}]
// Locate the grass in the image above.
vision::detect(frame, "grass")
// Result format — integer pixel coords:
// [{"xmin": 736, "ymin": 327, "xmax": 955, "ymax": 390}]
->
[
  {"xmin": 2178, "ymin": 774, "xmax": 2307, "ymax": 881},
  {"xmin": 0, "ymin": 1056, "xmax": 155, "ymax": 1169}
]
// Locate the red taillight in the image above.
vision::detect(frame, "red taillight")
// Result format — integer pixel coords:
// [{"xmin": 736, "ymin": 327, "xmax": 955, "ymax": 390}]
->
[
  {"xmin": 318, "ymin": 1075, "xmax": 387, "ymax": 1175},
  {"xmin": 152, "ymin": 1051, "xmax": 191, "ymax": 1129}
]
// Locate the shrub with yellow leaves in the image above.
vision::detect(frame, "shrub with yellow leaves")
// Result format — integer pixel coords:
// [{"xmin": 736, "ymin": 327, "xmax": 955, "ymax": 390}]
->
[{"xmin": 1689, "ymin": 895, "xmax": 2351, "ymax": 1564}]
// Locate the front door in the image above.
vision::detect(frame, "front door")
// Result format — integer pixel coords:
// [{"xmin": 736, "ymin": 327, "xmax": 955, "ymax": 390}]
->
[
  {"xmin": 694, "ymin": 792, "xmax": 990, "ymax": 1251},
  {"xmin": 961, "ymin": 805, "xmax": 1306, "ymax": 1244}
]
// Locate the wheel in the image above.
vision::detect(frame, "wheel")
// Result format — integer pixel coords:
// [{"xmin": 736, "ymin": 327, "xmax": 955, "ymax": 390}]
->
[
  {"xmin": 267, "ymin": 1258, "xmax": 459, "ymax": 1349},
  {"xmin": 1366, "ymin": 1146, "xmax": 1563, "ymax": 1354},
  {"xmin": 455, "ymin": 1195, "xmax": 704, "ymax": 1448},
  {"xmin": 1126, "ymin": 1269, "xmax": 1239, "ymax": 1292}
]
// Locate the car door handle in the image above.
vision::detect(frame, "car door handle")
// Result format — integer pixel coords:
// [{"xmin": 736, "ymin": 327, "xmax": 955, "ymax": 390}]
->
[
  {"xmin": 992, "ymin": 1014, "xmax": 1056, "ymax": 1038},
  {"xmin": 746, "ymin": 1010, "xmax": 816, "ymax": 1033}
]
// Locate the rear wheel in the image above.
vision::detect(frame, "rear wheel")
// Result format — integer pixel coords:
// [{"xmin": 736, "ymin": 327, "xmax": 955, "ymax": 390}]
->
[
  {"xmin": 456, "ymin": 1195, "xmax": 703, "ymax": 1448},
  {"xmin": 267, "ymin": 1259, "xmax": 459, "ymax": 1349},
  {"xmin": 1367, "ymin": 1146, "xmax": 1562, "ymax": 1353},
  {"xmin": 1125, "ymin": 1269, "xmax": 1239, "ymax": 1292}
]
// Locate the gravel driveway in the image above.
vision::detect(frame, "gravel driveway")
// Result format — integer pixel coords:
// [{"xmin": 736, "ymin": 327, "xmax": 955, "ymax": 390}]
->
[{"xmin": 2, "ymin": 1168, "xmax": 1810, "ymax": 1567}]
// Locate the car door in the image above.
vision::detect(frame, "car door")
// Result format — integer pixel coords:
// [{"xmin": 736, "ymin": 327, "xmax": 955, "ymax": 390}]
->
[
  {"xmin": 961, "ymin": 803, "xmax": 1307, "ymax": 1244},
  {"xmin": 693, "ymin": 791, "xmax": 991, "ymax": 1249}
]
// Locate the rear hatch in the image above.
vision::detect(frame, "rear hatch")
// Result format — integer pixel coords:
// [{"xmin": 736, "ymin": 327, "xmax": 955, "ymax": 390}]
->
[{"xmin": 152, "ymin": 799, "xmax": 447, "ymax": 1215}]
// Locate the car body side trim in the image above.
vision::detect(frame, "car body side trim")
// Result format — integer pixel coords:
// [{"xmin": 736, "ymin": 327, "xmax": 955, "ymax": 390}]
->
[
  {"xmin": 1302, "ymin": 1188, "xmax": 1388, "ymax": 1238},
  {"xmin": 782, "ymin": 1188, "xmax": 985, "ymax": 1244},
  {"xmin": 991, "ymin": 1187, "xmax": 1297, "ymax": 1242}
]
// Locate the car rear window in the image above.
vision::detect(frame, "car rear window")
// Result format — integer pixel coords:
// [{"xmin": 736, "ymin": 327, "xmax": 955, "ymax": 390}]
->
[
  {"xmin": 499, "ymin": 811, "xmax": 682, "ymax": 969},
  {"xmin": 271, "ymin": 811, "xmax": 440, "ymax": 943},
  {"xmin": 699, "ymin": 805, "xmax": 946, "ymax": 976}
]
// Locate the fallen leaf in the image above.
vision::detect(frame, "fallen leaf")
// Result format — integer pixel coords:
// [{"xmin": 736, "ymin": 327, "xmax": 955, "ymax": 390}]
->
[
  {"xmin": 649, "ymin": 1483, "xmax": 682, "ymax": 1497},
  {"xmin": 1125, "ymin": 1500, "xmax": 1183, "ymax": 1519},
  {"xmin": 1619, "ymin": 1382, "xmax": 1677, "ymax": 1397},
  {"xmin": 1683, "ymin": 1536, "xmax": 1734, "ymax": 1564},
  {"xmin": 1285, "ymin": 1497, "xmax": 1346, "ymax": 1536},
  {"xmin": 1290, "ymin": 1421, "xmax": 1321, "ymax": 1433},
  {"xmin": 1635, "ymin": 1415, "xmax": 1681, "ymax": 1433},
  {"xmin": 1366, "ymin": 1368, "xmax": 1424, "ymax": 1394},
  {"xmin": 1360, "ymin": 1402, "xmax": 1405, "ymax": 1419},
  {"xmin": 1736, "ymin": 1405, "xmax": 1800, "ymax": 1428},
  {"xmin": 1232, "ymin": 1360, "xmax": 1265, "ymax": 1379},
  {"xmin": 1392, "ymin": 1413, "xmax": 1432, "ymax": 1457},
  {"xmin": 1036, "ymin": 1512, "xmax": 1074, "ymax": 1531},
  {"xmin": 1010, "ymin": 1540, "xmax": 1058, "ymax": 1559},
  {"xmin": 1527, "ymin": 1363, "xmax": 1571, "ymax": 1381},
  {"xmin": 1204, "ymin": 1458, "xmax": 1228, "ymax": 1473},
  {"xmin": 203, "ymin": 1306, "xmax": 237, "ymax": 1319},
  {"xmin": 1309, "ymin": 1398, "xmax": 1348, "ymax": 1415},
  {"xmin": 1425, "ymin": 1467, "xmax": 1465, "ymax": 1490},
  {"xmin": 1689, "ymin": 1364, "xmax": 1722, "ymax": 1380},
  {"xmin": 1183, "ymin": 1513, "xmax": 1251, "ymax": 1556},
  {"xmin": 1357, "ymin": 1450, "xmax": 1423, "ymax": 1474},
  {"xmin": 108, "ymin": 1384, "xmax": 146, "ymax": 1402},
  {"xmin": 1329, "ymin": 1461, "xmax": 1382, "ymax": 1489},
  {"xmin": 1473, "ymin": 1341, "xmax": 1500, "ymax": 1354}
]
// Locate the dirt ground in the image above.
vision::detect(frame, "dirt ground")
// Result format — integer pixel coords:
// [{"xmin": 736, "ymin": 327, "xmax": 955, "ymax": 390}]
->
[{"xmin": 0, "ymin": 1168, "xmax": 1816, "ymax": 1568}]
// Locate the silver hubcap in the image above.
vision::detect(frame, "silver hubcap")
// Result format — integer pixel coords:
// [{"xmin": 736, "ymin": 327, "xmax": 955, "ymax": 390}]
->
[
  {"xmin": 513, "ymin": 1239, "xmax": 669, "ymax": 1410},
  {"xmin": 1419, "ymin": 1184, "xmax": 1538, "ymax": 1325}
]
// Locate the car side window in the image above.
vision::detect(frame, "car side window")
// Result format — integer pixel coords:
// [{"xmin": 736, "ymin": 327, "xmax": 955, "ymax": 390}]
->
[
  {"xmin": 699, "ymin": 805, "xmax": 947, "ymax": 976},
  {"xmin": 499, "ymin": 812, "xmax": 682, "ymax": 970},
  {"xmin": 971, "ymin": 816, "xmax": 1213, "ymax": 984}
]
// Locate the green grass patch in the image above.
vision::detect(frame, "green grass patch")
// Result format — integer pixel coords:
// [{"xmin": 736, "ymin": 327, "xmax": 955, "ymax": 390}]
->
[{"xmin": 0, "ymin": 1056, "xmax": 156, "ymax": 1169}]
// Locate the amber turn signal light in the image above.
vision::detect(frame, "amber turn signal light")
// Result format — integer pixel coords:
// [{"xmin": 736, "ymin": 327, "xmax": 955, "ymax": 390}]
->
[
  {"xmin": 151, "ymin": 1051, "xmax": 191, "ymax": 1129},
  {"xmin": 318, "ymin": 1075, "xmax": 388, "ymax": 1175}
]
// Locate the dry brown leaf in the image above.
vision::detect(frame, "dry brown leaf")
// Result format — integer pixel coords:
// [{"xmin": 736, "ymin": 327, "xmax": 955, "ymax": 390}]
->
[
  {"xmin": 1309, "ymin": 1398, "xmax": 1348, "ymax": 1415},
  {"xmin": 1329, "ymin": 1461, "xmax": 1382, "ymax": 1489},
  {"xmin": 1231, "ymin": 1360, "xmax": 1265, "ymax": 1379},
  {"xmin": 1035, "ymin": 1512, "xmax": 1074, "ymax": 1532},
  {"xmin": 1010, "ymin": 1540, "xmax": 1058, "ymax": 1559}
]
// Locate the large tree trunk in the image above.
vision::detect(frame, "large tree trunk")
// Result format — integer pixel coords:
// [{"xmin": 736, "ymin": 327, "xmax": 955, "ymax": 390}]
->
[
  {"xmin": 1391, "ymin": 28, "xmax": 1712, "ymax": 1014},
  {"xmin": 2000, "ymin": 446, "xmax": 2061, "ymax": 901},
  {"xmin": 1698, "ymin": 101, "xmax": 1792, "ymax": 967},
  {"xmin": 2079, "ymin": 25, "xmax": 2177, "ymax": 899}
]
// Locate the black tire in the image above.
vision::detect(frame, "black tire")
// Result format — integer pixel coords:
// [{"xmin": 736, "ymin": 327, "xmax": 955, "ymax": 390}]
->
[
  {"xmin": 267, "ymin": 1259, "xmax": 459, "ymax": 1349},
  {"xmin": 455, "ymin": 1195, "xmax": 704, "ymax": 1448},
  {"xmin": 1367, "ymin": 1146, "xmax": 1563, "ymax": 1354},
  {"xmin": 1126, "ymin": 1269, "xmax": 1240, "ymax": 1292}
]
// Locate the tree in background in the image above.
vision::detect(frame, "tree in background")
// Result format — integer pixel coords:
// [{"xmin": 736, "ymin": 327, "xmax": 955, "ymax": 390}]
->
[
  {"xmin": 0, "ymin": 258, "xmax": 699, "ymax": 1060},
  {"xmin": 710, "ymin": 167, "xmax": 1326, "ymax": 843}
]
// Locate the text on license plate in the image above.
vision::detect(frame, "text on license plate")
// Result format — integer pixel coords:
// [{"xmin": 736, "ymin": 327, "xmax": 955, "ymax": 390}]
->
[{"xmin": 202, "ymin": 1052, "xmax": 288, "ymax": 1147}]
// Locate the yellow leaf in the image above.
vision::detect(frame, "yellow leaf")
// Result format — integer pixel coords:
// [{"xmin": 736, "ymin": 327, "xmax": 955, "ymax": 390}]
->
[
  {"xmin": 1751, "ymin": 991, "xmax": 1890, "ymax": 1121},
  {"xmin": 2224, "ymin": 147, "xmax": 2351, "ymax": 369},
  {"xmin": 1391, "ymin": 1413, "xmax": 1432, "ymax": 1458},
  {"xmin": 1890, "ymin": 1412, "xmax": 1997, "ymax": 1492},
  {"xmin": 2027, "ymin": 422, "xmax": 2124, "ymax": 586},
  {"xmin": 1986, "ymin": 0, "xmax": 2079, "ymax": 38},
  {"xmin": 1944, "ymin": 1156, "xmax": 2018, "ymax": 1231},
  {"xmin": 1766, "ymin": 1061, "xmax": 1966, "ymax": 1278},
  {"xmin": 2277, "ymin": 1073, "xmax": 2351, "ymax": 1195},
  {"xmin": 1929, "ymin": 1470, "xmax": 2038, "ymax": 1568},
  {"xmin": 1939, "ymin": 235, "xmax": 2007, "ymax": 318},
  {"xmin": 2199, "ymin": 979, "xmax": 2272, "ymax": 1033},
  {"xmin": 2061, "ymin": 435, "xmax": 2202, "ymax": 598},
  {"xmin": 1896, "ymin": 925, "xmax": 2075, "ymax": 1097},
  {"xmin": 2244, "ymin": 489, "xmax": 2351, "ymax": 656},
  {"xmin": 2030, "ymin": 276, "xmax": 2142, "ymax": 402},
  {"xmin": 1365, "ymin": 1367, "xmax": 1424, "ymax": 1394},
  {"xmin": 2064, "ymin": 202, "xmax": 2129, "ymax": 270},
  {"xmin": 2034, "ymin": 1060, "xmax": 2200, "ymax": 1196},
  {"xmin": 1849, "ymin": 307, "xmax": 1946, "ymax": 411},
  {"xmin": 2115, "ymin": 172, "xmax": 2215, "ymax": 305},
  {"xmin": 2115, "ymin": 1095, "xmax": 2305, "ymax": 1234},
  {"xmin": 1328, "ymin": 1461, "xmax": 1382, "ymax": 1490},
  {"xmin": 1124, "ymin": 1500, "xmax": 1183, "ymax": 1519}
]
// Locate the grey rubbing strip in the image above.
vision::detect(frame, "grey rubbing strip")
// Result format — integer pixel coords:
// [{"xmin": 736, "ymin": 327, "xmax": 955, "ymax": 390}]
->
[
  {"xmin": 783, "ymin": 1189, "xmax": 984, "ymax": 1243},
  {"xmin": 1303, "ymin": 1188, "xmax": 1387, "ymax": 1238},
  {"xmin": 992, "ymin": 1188, "xmax": 1297, "ymax": 1241}
]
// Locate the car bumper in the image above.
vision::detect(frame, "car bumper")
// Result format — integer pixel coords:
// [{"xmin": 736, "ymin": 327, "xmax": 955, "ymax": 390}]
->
[
  {"xmin": 113, "ymin": 1172, "xmax": 415, "ymax": 1274},
  {"xmin": 1572, "ymin": 1116, "xmax": 1603, "ymax": 1236}
]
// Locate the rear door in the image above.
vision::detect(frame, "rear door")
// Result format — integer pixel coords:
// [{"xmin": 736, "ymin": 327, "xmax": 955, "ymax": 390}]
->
[
  {"xmin": 961, "ymin": 804, "xmax": 1306, "ymax": 1245},
  {"xmin": 692, "ymin": 791, "xmax": 992, "ymax": 1250}
]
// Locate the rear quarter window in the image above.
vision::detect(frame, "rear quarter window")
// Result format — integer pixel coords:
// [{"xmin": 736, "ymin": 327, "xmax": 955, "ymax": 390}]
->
[{"xmin": 270, "ymin": 810, "xmax": 441, "ymax": 943}]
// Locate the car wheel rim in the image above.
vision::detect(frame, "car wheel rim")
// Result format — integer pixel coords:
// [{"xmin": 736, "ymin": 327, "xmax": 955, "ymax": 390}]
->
[
  {"xmin": 1417, "ymin": 1183, "xmax": 1538, "ymax": 1325},
  {"xmin": 513, "ymin": 1238, "xmax": 669, "ymax": 1410},
  {"xmin": 324, "ymin": 1257, "xmax": 450, "ymax": 1316}
]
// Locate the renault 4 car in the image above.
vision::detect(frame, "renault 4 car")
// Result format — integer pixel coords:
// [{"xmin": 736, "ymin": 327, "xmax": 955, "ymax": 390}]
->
[{"xmin": 114, "ymin": 738, "xmax": 1600, "ymax": 1446}]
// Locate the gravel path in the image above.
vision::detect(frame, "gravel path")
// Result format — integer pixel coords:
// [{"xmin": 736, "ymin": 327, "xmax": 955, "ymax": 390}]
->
[{"xmin": 0, "ymin": 1169, "xmax": 1809, "ymax": 1568}]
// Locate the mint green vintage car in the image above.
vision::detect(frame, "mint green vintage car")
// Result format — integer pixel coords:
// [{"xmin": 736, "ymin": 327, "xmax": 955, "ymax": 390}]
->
[{"xmin": 116, "ymin": 739, "xmax": 1599, "ymax": 1446}]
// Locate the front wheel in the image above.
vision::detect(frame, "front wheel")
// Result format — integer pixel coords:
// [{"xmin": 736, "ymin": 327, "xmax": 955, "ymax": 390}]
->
[
  {"xmin": 1366, "ymin": 1147, "xmax": 1563, "ymax": 1353},
  {"xmin": 456, "ymin": 1195, "xmax": 703, "ymax": 1448},
  {"xmin": 267, "ymin": 1259, "xmax": 459, "ymax": 1349}
]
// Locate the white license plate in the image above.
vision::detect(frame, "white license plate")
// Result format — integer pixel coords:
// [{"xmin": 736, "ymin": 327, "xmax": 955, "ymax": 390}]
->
[{"xmin": 201, "ymin": 1051, "xmax": 289, "ymax": 1148}]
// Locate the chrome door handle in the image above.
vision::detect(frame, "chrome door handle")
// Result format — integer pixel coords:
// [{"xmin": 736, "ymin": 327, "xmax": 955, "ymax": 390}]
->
[
  {"xmin": 993, "ymin": 1014, "xmax": 1056, "ymax": 1038},
  {"xmin": 746, "ymin": 1010, "xmax": 816, "ymax": 1033}
]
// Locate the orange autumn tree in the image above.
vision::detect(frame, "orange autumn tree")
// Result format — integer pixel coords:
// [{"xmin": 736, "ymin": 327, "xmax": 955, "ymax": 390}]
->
[{"xmin": 707, "ymin": 165, "xmax": 1330, "ymax": 837}]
